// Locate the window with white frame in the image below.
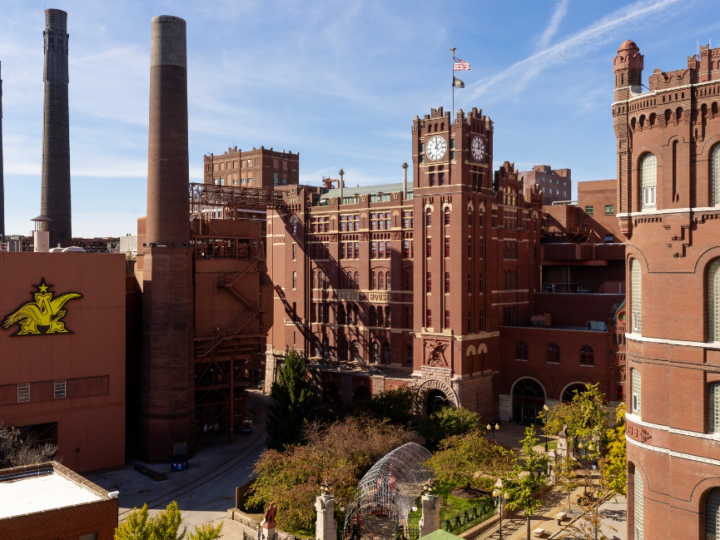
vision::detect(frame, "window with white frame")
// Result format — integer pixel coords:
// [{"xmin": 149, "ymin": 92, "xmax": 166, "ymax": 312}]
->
[
  {"xmin": 709, "ymin": 382, "xmax": 720, "ymax": 434},
  {"xmin": 707, "ymin": 488, "xmax": 720, "ymax": 540},
  {"xmin": 640, "ymin": 153, "xmax": 657, "ymax": 210},
  {"xmin": 635, "ymin": 472, "xmax": 644, "ymax": 540},
  {"xmin": 631, "ymin": 259, "xmax": 642, "ymax": 334},
  {"xmin": 632, "ymin": 369, "xmax": 642, "ymax": 416},
  {"xmin": 712, "ymin": 145, "xmax": 720, "ymax": 206},
  {"xmin": 54, "ymin": 380, "xmax": 66, "ymax": 399},
  {"xmin": 708, "ymin": 259, "xmax": 720, "ymax": 342},
  {"xmin": 17, "ymin": 383, "xmax": 30, "ymax": 403}
]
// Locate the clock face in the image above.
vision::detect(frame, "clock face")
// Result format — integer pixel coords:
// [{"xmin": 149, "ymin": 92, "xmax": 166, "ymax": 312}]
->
[
  {"xmin": 425, "ymin": 135, "xmax": 447, "ymax": 161},
  {"xmin": 471, "ymin": 136, "xmax": 485, "ymax": 161}
]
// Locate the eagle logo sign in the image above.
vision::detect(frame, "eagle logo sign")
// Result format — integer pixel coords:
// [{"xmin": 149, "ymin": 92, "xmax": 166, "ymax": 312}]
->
[{"xmin": 1, "ymin": 279, "xmax": 82, "ymax": 336}]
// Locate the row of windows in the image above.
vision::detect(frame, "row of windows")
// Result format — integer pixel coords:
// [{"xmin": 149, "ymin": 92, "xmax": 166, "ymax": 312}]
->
[
  {"xmin": 514, "ymin": 341, "xmax": 595, "ymax": 366},
  {"xmin": 425, "ymin": 308, "xmax": 484, "ymax": 332},
  {"xmin": 311, "ymin": 303, "xmax": 414, "ymax": 329},
  {"xmin": 325, "ymin": 338, "xmax": 414, "ymax": 366},
  {"xmin": 0, "ymin": 376, "xmax": 111, "ymax": 404},
  {"xmin": 584, "ymin": 205, "xmax": 615, "ymax": 216},
  {"xmin": 210, "ymin": 157, "xmax": 291, "ymax": 172}
]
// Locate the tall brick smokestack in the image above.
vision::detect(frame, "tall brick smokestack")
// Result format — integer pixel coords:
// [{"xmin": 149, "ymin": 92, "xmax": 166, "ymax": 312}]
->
[
  {"xmin": 140, "ymin": 15, "xmax": 195, "ymax": 462},
  {"xmin": 0, "ymin": 61, "xmax": 5, "ymax": 239},
  {"xmin": 146, "ymin": 15, "xmax": 189, "ymax": 246},
  {"xmin": 41, "ymin": 9, "xmax": 71, "ymax": 248}
]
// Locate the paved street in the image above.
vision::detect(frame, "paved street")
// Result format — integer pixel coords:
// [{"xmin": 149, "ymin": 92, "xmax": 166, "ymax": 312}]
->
[{"xmin": 87, "ymin": 390, "xmax": 269, "ymax": 532}]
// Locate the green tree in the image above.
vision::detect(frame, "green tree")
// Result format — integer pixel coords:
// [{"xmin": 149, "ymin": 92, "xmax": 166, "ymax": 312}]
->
[
  {"xmin": 115, "ymin": 503, "xmax": 222, "ymax": 540},
  {"xmin": 426, "ymin": 429, "xmax": 515, "ymax": 490},
  {"xmin": 249, "ymin": 417, "xmax": 411, "ymax": 532},
  {"xmin": 561, "ymin": 461, "xmax": 616, "ymax": 540},
  {"xmin": 364, "ymin": 387, "xmax": 425, "ymax": 425},
  {"xmin": 418, "ymin": 407, "xmax": 479, "ymax": 448},
  {"xmin": 555, "ymin": 455, "xmax": 580, "ymax": 514},
  {"xmin": 266, "ymin": 350, "xmax": 319, "ymax": 450},
  {"xmin": 603, "ymin": 403, "xmax": 627, "ymax": 496},
  {"xmin": 503, "ymin": 426, "xmax": 549, "ymax": 540}
]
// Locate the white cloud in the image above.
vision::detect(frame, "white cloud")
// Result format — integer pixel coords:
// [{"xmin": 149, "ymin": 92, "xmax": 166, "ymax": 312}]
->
[
  {"xmin": 466, "ymin": 0, "xmax": 691, "ymax": 103},
  {"xmin": 537, "ymin": 0, "xmax": 572, "ymax": 50}
]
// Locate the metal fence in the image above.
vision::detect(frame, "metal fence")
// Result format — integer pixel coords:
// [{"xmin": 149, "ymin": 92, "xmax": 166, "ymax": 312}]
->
[{"xmin": 440, "ymin": 498, "xmax": 496, "ymax": 534}]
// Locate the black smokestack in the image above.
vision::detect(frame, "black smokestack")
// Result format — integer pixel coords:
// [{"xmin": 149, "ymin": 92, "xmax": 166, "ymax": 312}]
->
[
  {"xmin": 0, "ymin": 61, "xmax": 4, "ymax": 239},
  {"xmin": 41, "ymin": 9, "xmax": 71, "ymax": 248}
]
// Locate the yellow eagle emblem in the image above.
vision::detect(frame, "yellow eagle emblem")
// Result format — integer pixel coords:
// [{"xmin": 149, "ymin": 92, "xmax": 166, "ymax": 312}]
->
[{"xmin": 2, "ymin": 279, "xmax": 82, "ymax": 336}]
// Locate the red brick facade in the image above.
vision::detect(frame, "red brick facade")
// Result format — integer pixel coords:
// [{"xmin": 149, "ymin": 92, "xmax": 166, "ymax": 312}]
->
[
  {"xmin": 613, "ymin": 40, "xmax": 720, "ymax": 539},
  {"xmin": 203, "ymin": 146, "xmax": 299, "ymax": 189},
  {"xmin": 520, "ymin": 165, "xmax": 572, "ymax": 205}
]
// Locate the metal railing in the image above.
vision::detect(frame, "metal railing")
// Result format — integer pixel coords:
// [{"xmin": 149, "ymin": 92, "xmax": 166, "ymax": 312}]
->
[
  {"xmin": 440, "ymin": 498, "xmax": 495, "ymax": 534},
  {"xmin": 195, "ymin": 306, "xmax": 260, "ymax": 357}
]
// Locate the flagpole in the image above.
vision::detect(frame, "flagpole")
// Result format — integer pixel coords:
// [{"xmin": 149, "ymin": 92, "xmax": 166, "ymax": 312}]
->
[{"xmin": 450, "ymin": 48, "xmax": 456, "ymax": 121}]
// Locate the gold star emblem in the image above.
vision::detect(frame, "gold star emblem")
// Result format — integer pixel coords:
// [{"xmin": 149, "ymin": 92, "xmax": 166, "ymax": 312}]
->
[{"xmin": 38, "ymin": 281, "xmax": 49, "ymax": 293}]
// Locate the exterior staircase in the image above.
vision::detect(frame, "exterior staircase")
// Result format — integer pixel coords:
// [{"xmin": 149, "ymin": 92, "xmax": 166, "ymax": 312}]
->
[{"xmin": 195, "ymin": 306, "xmax": 260, "ymax": 358}]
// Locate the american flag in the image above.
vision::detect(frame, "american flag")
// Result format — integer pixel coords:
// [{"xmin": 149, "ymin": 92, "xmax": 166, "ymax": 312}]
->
[{"xmin": 454, "ymin": 57, "xmax": 471, "ymax": 71}]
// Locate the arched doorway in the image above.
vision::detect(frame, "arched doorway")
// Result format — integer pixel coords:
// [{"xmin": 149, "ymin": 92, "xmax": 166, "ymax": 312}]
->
[
  {"xmin": 353, "ymin": 385, "xmax": 372, "ymax": 405},
  {"xmin": 427, "ymin": 389, "xmax": 449, "ymax": 415},
  {"xmin": 561, "ymin": 383, "xmax": 587, "ymax": 403},
  {"xmin": 322, "ymin": 382, "xmax": 341, "ymax": 406},
  {"xmin": 512, "ymin": 378, "xmax": 545, "ymax": 424}
]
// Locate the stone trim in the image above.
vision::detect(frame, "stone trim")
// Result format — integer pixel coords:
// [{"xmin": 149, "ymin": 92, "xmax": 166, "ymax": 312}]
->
[
  {"xmin": 626, "ymin": 332, "xmax": 720, "ymax": 350},
  {"xmin": 627, "ymin": 435, "xmax": 720, "ymax": 468},
  {"xmin": 626, "ymin": 412, "xmax": 720, "ymax": 443}
]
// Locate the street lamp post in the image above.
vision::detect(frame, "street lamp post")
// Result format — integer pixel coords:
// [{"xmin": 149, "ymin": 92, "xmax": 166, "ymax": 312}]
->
[
  {"xmin": 486, "ymin": 422, "xmax": 500, "ymax": 442},
  {"xmin": 493, "ymin": 479, "xmax": 509, "ymax": 540},
  {"xmin": 542, "ymin": 404, "xmax": 550, "ymax": 452}
]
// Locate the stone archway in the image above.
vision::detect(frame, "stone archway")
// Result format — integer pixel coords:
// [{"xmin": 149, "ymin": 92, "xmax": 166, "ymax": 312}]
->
[{"xmin": 418, "ymin": 378, "xmax": 459, "ymax": 408}]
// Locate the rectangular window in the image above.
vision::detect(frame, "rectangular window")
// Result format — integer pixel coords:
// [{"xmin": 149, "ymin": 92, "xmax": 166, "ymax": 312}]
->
[
  {"xmin": 371, "ymin": 242, "xmax": 377, "ymax": 259},
  {"xmin": 403, "ymin": 241, "xmax": 410, "ymax": 258},
  {"xmin": 292, "ymin": 243, "xmax": 297, "ymax": 260},
  {"xmin": 479, "ymin": 273, "xmax": 483, "ymax": 293},
  {"xmin": 426, "ymin": 309, "xmax": 432, "ymax": 327},
  {"xmin": 632, "ymin": 369, "xmax": 642, "ymax": 416},
  {"xmin": 354, "ymin": 242, "xmax": 360, "ymax": 259},
  {"xmin": 635, "ymin": 472, "xmax": 644, "ymax": 540},
  {"xmin": 426, "ymin": 238, "xmax": 432, "ymax": 258},
  {"xmin": 444, "ymin": 238, "xmax": 450, "ymax": 257},
  {"xmin": 709, "ymin": 383, "xmax": 720, "ymax": 434},
  {"xmin": 631, "ymin": 259, "xmax": 642, "ymax": 334},
  {"xmin": 605, "ymin": 205, "xmax": 615, "ymax": 215},
  {"xmin": 379, "ymin": 242, "xmax": 385, "ymax": 258},
  {"xmin": 274, "ymin": 173, "xmax": 279, "ymax": 186},
  {"xmin": 426, "ymin": 272, "xmax": 432, "ymax": 293},
  {"xmin": 54, "ymin": 380, "xmax": 66, "ymax": 399},
  {"xmin": 468, "ymin": 237, "xmax": 472, "ymax": 258},
  {"xmin": 17, "ymin": 383, "xmax": 30, "ymax": 403},
  {"xmin": 478, "ymin": 310, "xmax": 483, "ymax": 333},
  {"xmin": 444, "ymin": 310, "xmax": 450, "ymax": 329},
  {"xmin": 585, "ymin": 206, "xmax": 594, "ymax": 216}
]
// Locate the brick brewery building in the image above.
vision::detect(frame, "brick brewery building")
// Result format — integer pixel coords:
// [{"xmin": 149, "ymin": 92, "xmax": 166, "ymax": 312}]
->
[
  {"xmin": 613, "ymin": 40, "xmax": 720, "ymax": 538},
  {"xmin": 520, "ymin": 165, "xmax": 572, "ymax": 205},
  {"xmin": 265, "ymin": 106, "xmax": 545, "ymax": 417}
]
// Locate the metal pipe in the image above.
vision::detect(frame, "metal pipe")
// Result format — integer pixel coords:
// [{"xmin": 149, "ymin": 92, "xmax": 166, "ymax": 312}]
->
[{"xmin": 402, "ymin": 162, "xmax": 408, "ymax": 198}]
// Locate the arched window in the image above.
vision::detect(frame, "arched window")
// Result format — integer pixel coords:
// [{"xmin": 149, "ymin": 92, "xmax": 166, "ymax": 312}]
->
[
  {"xmin": 371, "ymin": 271, "xmax": 376, "ymax": 290},
  {"xmin": 580, "ymin": 345, "xmax": 594, "ymax": 366},
  {"xmin": 708, "ymin": 259, "xmax": 720, "ymax": 342},
  {"xmin": 379, "ymin": 272, "xmax": 385, "ymax": 290},
  {"xmin": 338, "ymin": 304, "xmax": 345, "ymax": 325},
  {"xmin": 386, "ymin": 272, "xmax": 391, "ymax": 290},
  {"xmin": 382, "ymin": 342, "xmax": 391, "ymax": 364},
  {"xmin": 631, "ymin": 369, "xmax": 642, "ymax": 416},
  {"xmin": 445, "ymin": 272, "xmax": 450, "ymax": 293},
  {"xmin": 340, "ymin": 272, "xmax": 347, "ymax": 289},
  {"xmin": 546, "ymin": 343, "xmax": 561, "ymax": 363},
  {"xmin": 516, "ymin": 341, "xmax": 528, "ymax": 360},
  {"xmin": 713, "ymin": 145, "xmax": 720, "ymax": 206},
  {"xmin": 709, "ymin": 382, "xmax": 720, "ymax": 434},
  {"xmin": 631, "ymin": 259, "xmax": 642, "ymax": 334},
  {"xmin": 635, "ymin": 472, "xmax": 644, "ymax": 540},
  {"xmin": 385, "ymin": 306, "xmax": 391, "ymax": 326},
  {"xmin": 312, "ymin": 271, "xmax": 318, "ymax": 289},
  {"xmin": 640, "ymin": 153, "xmax": 657, "ymax": 210},
  {"xmin": 372, "ymin": 341, "xmax": 380, "ymax": 363},
  {"xmin": 340, "ymin": 339, "xmax": 349, "ymax": 361},
  {"xmin": 351, "ymin": 340, "xmax": 360, "ymax": 360},
  {"xmin": 370, "ymin": 308, "xmax": 377, "ymax": 326},
  {"xmin": 405, "ymin": 344, "xmax": 413, "ymax": 366},
  {"xmin": 706, "ymin": 488, "xmax": 720, "ymax": 538},
  {"xmin": 444, "ymin": 207, "xmax": 451, "ymax": 226},
  {"xmin": 320, "ymin": 271, "xmax": 326, "ymax": 289},
  {"xmin": 426, "ymin": 207, "xmax": 432, "ymax": 227},
  {"xmin": 377, "ymin": 305, "xmax": 384, "ymax": 327},
  {"xmin": 292, "ymin": 220, "xmax": 298, "ymax": 235}
]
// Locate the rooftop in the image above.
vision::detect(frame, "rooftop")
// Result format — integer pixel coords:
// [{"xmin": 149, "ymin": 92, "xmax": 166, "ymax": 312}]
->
[
  {"xmin": 318, "ymin": 181, "xmax": 413, "ymax": 202},
  {"xmin": 0, "ymin": 462, "xmax": 112, "ymax": 520}
]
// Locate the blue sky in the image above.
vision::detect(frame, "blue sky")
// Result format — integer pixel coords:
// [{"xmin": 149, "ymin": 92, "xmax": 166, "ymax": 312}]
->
[{"xmin": 0, "ymin": 0, "xmax": 717, "ymax": 237}]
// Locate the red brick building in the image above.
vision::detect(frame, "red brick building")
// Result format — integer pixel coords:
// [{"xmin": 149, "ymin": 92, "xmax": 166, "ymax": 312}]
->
[
  {"xmin": 613, "ymin": 40, "xmax": 720, "ymax": 539},
  {"xmin": 0, "ymin": 251, "xmax": 126, "ymax": 473},
  {"xmin": 203, "ymin": 146, "xmax": 299, "ymax": 189},
  {"xmin": 520, "ymin": 165, "xmax": 572, "ymax": 205},
  {"xmin": 265, "ymin": 106, "xmax": 543, "ymax": 418},
  {"xmin": 0, "ymin": 462, "xmax": 118, "ymax": 540}
]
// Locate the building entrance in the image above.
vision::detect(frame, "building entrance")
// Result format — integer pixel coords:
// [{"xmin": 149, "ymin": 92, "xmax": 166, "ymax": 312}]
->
[{"xmin": 512, "ymin": 378, "xmax": 545, "ymax": 424}]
